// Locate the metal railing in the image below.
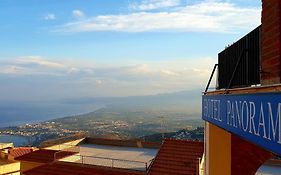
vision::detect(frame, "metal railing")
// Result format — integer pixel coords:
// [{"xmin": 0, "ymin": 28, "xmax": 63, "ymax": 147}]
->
[
  {"xmin": 56, "ymin": 153, "xmax": 154, "ymax": 172},
  {"xmin": 53, "ymin": 145, "xmax": 80, "ymax": 161},
  {"xmin": 52, "ymin": 143, "xmax": 154, "ymax": 172},
  {"xmin": 205, "ymin": 64, "xmax": 218, "ymax": 93}
]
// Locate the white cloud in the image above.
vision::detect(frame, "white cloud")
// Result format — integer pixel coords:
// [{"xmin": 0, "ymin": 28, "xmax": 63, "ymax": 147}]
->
[
  {"xmin": 0, "ymin": 65, "xmax": 30, "ymax": 74},
  {"xmin": 17, "ymin": 56, "xmax": 65, "ymax": 68},
  {"xmin": 0, "ymin": 57, "xmax": 216, "ymax": 97},
  {"xmin": 68, "ymin": 67, "xmax": 80, "ymax": 74},
  {"xmin": 160, "ymin": 69, "xmax": 179, "ymax": 76},
  {"xmin": 55, "ymin": 1, "xmax": 260, "ymax": 33},
  {"xmin": 44, "ymin": 13, "xmax": 56, "ymax": 20},
  {"xmin": 96, "ymin": 80, "xmax": 103, "ymax": 85},
  {"xmin": 0, "ymin": 56, "xmax": 68, "ymax": 76},
  {"xmin": 72, "ymin": 10, "xmax": 85, "ymax": 18},
  {"xmin": 129, "ymin": 0, "xmax": 181, "ymax": 11}
]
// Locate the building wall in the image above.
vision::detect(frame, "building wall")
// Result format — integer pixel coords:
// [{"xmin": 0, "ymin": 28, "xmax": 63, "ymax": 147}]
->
[
  {"xmin": 261, "ymin": 0, "xmax": 281, "ymax": 85},
  {"xmin": 205, "ymin": 1, "xmax": 281, "ymax": 174},
  {"xmin": 0, "ymin": 161, "xmax": 20, "ymax": 175},
  {"xmin": 59, "ymin": 153, "xmax": 81, "ymax": 163},
  {"xmin": 20, "ymin": 161, "xmax": 43, "ymax": 173},
  {"xmin": 44, "ymin": 138, "xmax": 85, "ymax": 151},
  {"xmin": 205, "ymin": 123, "xmax": 231, "ymax": 175},
  {"xmin": 0, "ymin": 143, "xmax": 14, "ymax": 150},
  {"xmin": 4, "ymin": 172, "xmax": 20, "ymax": 175},
  {"xmin": 231, "ymin": 135, "xmax": 272, "ymax": 175}
]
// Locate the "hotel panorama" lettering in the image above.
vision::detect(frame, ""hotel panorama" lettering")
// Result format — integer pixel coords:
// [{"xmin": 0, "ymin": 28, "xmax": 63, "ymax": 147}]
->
[{"xmin": 202, "ymin": 93, "xmax": 281, "ymax": 156}]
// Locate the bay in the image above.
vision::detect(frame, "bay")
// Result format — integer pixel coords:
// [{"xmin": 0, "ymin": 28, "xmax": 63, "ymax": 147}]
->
[
  {"xmin": 0, "ymin": 102, "xmax": 102, "ymax": 128},
  {"xmin": 0, "ymin": 134, "xmax": 29, "ymax": 147}
]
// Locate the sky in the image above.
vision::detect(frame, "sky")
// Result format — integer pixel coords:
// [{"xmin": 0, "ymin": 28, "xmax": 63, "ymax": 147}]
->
[{"xmin": 0, "ymin": 0, "xmax": 262, "ymax": 102}]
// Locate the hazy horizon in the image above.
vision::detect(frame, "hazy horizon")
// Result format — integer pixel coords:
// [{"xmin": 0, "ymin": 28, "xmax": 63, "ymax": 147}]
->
[{"xmin": 0, "ymin": 89, "xmax": 202, "ymax": 127}]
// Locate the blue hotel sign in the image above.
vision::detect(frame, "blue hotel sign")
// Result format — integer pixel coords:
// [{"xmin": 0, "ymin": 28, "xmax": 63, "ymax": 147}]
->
[{"xmin": 202, "ymin": 93, "xmax": 281, "ymax": 156}]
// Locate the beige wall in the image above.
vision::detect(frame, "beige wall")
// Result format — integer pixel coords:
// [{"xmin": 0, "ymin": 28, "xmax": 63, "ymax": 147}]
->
[
  {"xmin": 5, "ymin": 172, "xmax": 20, "ymax": 175},
  {"xmin": 0, "ymin": 143, "xmax": 14, "ymax": 150},
  {"xmin": 0, "ymin": 161, "xmax": 20, "ymax": 175},
  {"xmin": 205, "ymin": 122, "xmax": 231, "ymax": 175},
  {"xmin": 59, "ymin": 153, "xmax": 81, "ymax": 163},
  {"xmin": 44, "ymin": 138, "xmax": 85, "ymax": 151},
  {"xmin": 20, "ymin": 161, "xmax": 43, "ymax": 173}
]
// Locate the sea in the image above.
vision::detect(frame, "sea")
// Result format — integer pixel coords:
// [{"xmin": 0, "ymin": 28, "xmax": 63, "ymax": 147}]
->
[
  {"xmin": 0, "ymin": 134, "xmax": 29, "ymax": 147},
  {"xmin": 0, "ymin": 101, "xmax": 103, "ymax": 147},
  {"xmin": 0, "ymin": 102, "xmax": 102, "ymax": 128}
]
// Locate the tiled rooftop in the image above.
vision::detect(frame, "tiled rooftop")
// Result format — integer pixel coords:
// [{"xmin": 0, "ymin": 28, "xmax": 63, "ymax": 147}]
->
[
  {"xmin": 148, "ymin": 139, "xmax": 204, "ymax": 175},
  {"xmin": 15, "ymin": 149, "xmax": 77, "ymax": 163},
  {"xmin": 23, "ymin": 162, "xmax": 145, "ymax": 175},
  {"xmin": 17, "ymin": 138, "xmax": 204, "ymax": 175},
  {"xmin": 8, "ymin": 147, "xmax": 34, "ymax": 158}
]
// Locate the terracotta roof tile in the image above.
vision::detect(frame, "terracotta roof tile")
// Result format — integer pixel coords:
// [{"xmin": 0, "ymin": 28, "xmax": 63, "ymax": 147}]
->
[
  {"xmin": 148, "ymin": 139, "xmax": 204, "ymax": 175},
  {"xmin": 23, "ymin": 162, "xmax": 144, "ymax": 175},
  {"xmin": 15, "ymin": 149, "xmax": 77, "ymax": 163},
  {"xmin": 8, "ymin": 147, "xmax": 34, "ymax": 158}
]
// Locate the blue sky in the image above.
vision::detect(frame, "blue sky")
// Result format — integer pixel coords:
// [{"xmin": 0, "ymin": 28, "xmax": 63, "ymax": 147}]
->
[{"xmin": 0, "ymin": 0, "xmax": 261, "ymax": 101}]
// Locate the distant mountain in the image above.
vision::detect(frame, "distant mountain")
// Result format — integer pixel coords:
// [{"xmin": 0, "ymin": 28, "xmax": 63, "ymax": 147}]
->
[
  {"xmin": 0, "ymin": 89, "xmax": 202, "ymax": 128},
  {"xmin": 62, "ymin": 89, "xmax": 202, "ymax": 114},
  {"xmin": 49, "ymin": 90, "xmax": 203, "ymax": 139},
  {"xmin": 0, "ymin": 89, "xmax": 204, "ymax": 145}
]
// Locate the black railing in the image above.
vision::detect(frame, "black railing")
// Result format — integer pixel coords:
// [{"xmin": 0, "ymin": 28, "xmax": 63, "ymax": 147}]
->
[
  {"xmin": 217, "ymin": 25, "xmax": 261, "ymax": 89},
  {"xmin": 55, "ymin": 153, "xmax": 154, "ymax": 172},
  {"xmin": 205, "ymin": 64, "xmax": 218, "ymax": 93},
  {"xmin": 53, "ymin": 144, "xmax": 154, "ymax": 172}
]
